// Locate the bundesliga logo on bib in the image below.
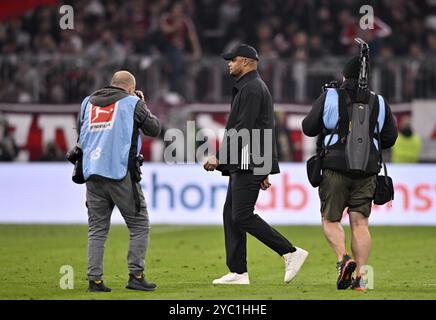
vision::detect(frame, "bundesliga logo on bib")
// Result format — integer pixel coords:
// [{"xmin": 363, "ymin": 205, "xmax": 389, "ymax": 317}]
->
[{"xmin": 89, "ymin": 103, "xmax": 118, "ymax": 132}]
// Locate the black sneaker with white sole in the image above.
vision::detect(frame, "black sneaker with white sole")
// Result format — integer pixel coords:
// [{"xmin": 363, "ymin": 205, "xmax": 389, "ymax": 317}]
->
[
  {"xmin": 336, "ymin": 255, "xmax": 357, "ymax": 290},
  {"xmin": 126, "ymin": 274, "xmax": 157, "ymax": 292}
]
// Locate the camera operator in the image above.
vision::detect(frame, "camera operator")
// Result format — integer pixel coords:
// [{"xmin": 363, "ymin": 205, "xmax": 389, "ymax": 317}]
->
[
  {"xmin": 74, "ymin": 70, "xmax": 160, "ymax": 292},
  {"xmin": 302, "ymin": 56, "xmax": 398, "ymax": 291}
]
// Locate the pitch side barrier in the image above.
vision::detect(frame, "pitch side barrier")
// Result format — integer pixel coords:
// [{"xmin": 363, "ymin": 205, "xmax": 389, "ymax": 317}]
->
[{"xmin": 0, "ymin": 163, "xmax": 435, "ymax": 225}]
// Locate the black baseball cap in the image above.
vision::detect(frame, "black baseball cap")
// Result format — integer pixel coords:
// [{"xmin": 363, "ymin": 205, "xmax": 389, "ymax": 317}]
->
[{"xmin": 222, "ymin": 44, "xmax": 259, "ymax": 61}]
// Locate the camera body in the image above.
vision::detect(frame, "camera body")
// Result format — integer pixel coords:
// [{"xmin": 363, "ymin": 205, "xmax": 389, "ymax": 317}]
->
[
  {"xmin": 66, "ymin": 146, "xmax": 82, "ymax": 164},
  {"xmin": 66, "ymin": 146, "xmax": 85, "ymax": 184},
  {"xmin": 131, "ymin": 154, "xmax": 144, "ymax": 182},
  {"xmin": 134, "ymin": 90, "xmax": 145, "ymax": 102}
]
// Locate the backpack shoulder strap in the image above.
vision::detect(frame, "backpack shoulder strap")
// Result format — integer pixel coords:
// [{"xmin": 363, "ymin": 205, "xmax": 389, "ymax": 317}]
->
[
  {"xmin": 319, "ymin": 89, "xmax": 341, "ymax": 156},
  {"xmin": 375, "ymin": 119, "xmax": 388, "ymax": 177},
  {"xmin": 337, "ymin": 88, "xmax": 351, "ymax": 143},
  {"xmin": 368, "ymin": 91, "xmax": 379, "ymax": 139}
]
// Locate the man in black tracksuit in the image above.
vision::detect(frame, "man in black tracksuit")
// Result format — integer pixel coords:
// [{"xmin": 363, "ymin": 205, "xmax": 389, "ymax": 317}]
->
[
  {"xmin": 204, "ymin": 44, "xmax": 308, "ymax": 285},
  {"xmin": 302, "ymin": 56, "xmax": 398, "ymax": 291}
]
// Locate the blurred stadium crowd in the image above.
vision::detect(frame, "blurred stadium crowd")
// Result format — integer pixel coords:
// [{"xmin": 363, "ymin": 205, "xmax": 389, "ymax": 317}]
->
[
  {"xmin": 1, "ymin": 0, "xmax": 436, "ymax": 103},
  {"xmin": 0, "ymin": 0, "xmax": 434, "ymax": 163}
]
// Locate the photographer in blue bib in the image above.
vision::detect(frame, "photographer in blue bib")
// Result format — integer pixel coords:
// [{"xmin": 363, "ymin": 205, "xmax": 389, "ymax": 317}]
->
[
  {"xmin": 302, "ymin": 40, "xmax": 398, "ymax": 291},
  {"xmin": 71, "ymin": 71, "xmax": 160, "ymax": 292}
]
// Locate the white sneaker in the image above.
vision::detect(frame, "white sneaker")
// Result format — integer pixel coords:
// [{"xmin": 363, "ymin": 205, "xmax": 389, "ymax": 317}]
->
[
  {"xmin": 283, "ymin": 247, "xmax": 309, "ymax": 283},
  {"xmin": 212, "ymin": 272, "xmax": 250, "ymax": 285}
]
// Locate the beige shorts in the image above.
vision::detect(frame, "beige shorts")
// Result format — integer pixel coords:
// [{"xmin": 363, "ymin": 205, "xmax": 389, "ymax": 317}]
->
[{"xmin": 318, "ymin": 169, "xmax": 377, "ymax": 222}]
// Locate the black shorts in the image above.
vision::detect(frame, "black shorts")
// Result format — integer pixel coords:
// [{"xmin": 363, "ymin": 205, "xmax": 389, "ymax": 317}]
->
[{"xmin": 318, "ymin": 169, "xmax": 377, "ymax": 222}]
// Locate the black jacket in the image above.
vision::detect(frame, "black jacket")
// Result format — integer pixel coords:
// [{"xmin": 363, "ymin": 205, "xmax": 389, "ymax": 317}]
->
[
  {"xmin": 217, "ymin": 70, "xmax": 280, "ymax": 176},
  {"xmin": 302, "ymin": 79, "xmax": 398, "ymax": 175}
]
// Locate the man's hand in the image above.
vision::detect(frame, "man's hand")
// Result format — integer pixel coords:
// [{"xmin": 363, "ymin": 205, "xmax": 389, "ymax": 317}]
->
[
  {"xmin": 203, "ymin": 155, "xmax": 219, "ymax": 171},
  {"xmin": 260, "ymin": 176, "xmax": 271, "ymax": 190},
  {"xmin": 135, "ymin": 90, "xmax": 146, "ymax": 102}
]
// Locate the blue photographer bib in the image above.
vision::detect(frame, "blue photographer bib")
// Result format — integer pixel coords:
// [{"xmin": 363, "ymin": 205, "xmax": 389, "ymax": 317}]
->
[{"xmin": 79, "ymin": 95, "xmax": 142, "ymax": 180}]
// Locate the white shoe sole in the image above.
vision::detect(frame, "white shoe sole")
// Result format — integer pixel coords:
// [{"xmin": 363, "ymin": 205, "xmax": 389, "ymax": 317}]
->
[
  {"xmin": 212, "ymin": 280, "xmax": 250, "ymax": 285},
  {"xmin": 212, "ymin": 278, "xmax": 250, "ymax": 285}
]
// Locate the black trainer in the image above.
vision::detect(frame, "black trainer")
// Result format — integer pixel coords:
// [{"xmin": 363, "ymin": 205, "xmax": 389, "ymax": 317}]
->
[
  {"xmin": 126, "ymin": 274, "xmax": 157, "ymax": 292},
  {"xmin": 87, "ymin": 280, "xmax": 112, "ymax": 292},
  {"xmin": 336, "ymin": 255, "xmax": 357, "ymax": 290}
]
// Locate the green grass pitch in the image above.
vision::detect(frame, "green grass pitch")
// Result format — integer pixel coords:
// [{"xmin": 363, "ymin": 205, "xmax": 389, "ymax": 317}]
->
[{"xmin": 0, "ymin": 224, "xmax": 435, "ymax": 300}]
